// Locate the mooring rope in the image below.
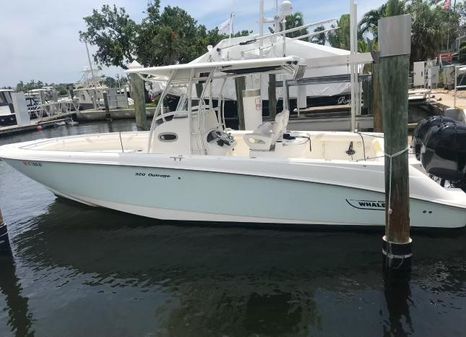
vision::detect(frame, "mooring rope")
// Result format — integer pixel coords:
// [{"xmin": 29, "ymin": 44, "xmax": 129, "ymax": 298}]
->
[
  {"xmin": 384, "ymin": 146, "xmax": 409, "ymax": 269},
  {"xmin": 385, "ymin": 146, "xmax": 409, "ymax": 222}
]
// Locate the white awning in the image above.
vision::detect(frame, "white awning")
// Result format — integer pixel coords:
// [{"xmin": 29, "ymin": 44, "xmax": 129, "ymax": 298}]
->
[{"xmin": 126, "ymin": 56, "xmax": 302, "ymax": 81}]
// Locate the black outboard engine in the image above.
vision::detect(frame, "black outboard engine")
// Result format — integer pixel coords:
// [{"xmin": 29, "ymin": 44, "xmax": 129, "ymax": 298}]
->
[
  {"xmin": 412, "ymin": 116, "xmax": 466, "ymax": 191},
  {"xmin": 412, "ymin": 116, "xmax": 456, "ymax": 160}
]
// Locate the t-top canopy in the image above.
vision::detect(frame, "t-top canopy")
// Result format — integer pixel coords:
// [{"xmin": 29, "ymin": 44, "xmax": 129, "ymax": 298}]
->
[{"xmin": 126, "ymin": 56, "xmax": 302, "ymax": 82}]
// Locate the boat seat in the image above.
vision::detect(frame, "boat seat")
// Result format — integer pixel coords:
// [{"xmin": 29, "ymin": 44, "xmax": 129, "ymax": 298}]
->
[{"xmin": 243, "ymin": 110, "xmax": 289, "ymax": 151}]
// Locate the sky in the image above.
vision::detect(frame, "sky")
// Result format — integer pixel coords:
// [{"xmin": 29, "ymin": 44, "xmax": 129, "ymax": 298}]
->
[{"xmin": 0, "ymin": 0, "xmax": 386, "ymax": 87}]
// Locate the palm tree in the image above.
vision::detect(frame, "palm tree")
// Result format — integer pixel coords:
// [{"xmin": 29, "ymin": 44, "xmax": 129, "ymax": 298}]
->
[
  {"xmin": 358, "ymin": 8, "xmax": 384, "ymax": 41},
  {"xmin": 283, "ymin": 12, "xmax": 308, "ymax": 38},
  {"xmin": 358, "ymin": 0, "xmax": 405, "ymax": 43},
  {"xmin": 408, "ymin": 0, "xmax": 460, "ymax": 62},
  {"xmin": 311, "ymin": 26, "xmax": 326, "ymax": 45},
  {"xmin": 328, "ymin": 14, "xmax": 351, "ymax": 50}
]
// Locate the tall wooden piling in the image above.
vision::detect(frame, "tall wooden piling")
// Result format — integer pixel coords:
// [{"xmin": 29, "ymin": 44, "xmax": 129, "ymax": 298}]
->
[
  {"xmin": 129, "ymin": 72, "xmax": 148, "ymax": 130},
  {"xmin": 0, "ymin": 208, "xmax": 10, "ymax": 252},
  {"xmin": 127, "ymin": 60, "xmax": 148, "ymax": 130},
  {"xmin": 372, "ymin": 53, "xmax": 383, "ymax": 132},
  {"xmin": 235, "ymin": 77, "xmax": 246, "ymax": 130},
  {"xmin": 102, "ymin": 92, "xmax": 112, "ymax": 121},
  {"xmin": 379, "ymin": 15, "xmax": 412, "ymax": 272}
]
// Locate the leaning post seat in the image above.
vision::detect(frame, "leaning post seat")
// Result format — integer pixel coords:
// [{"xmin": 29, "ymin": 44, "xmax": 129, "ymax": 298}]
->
[{"xmin": 243, "ymin": 110, "xmax": 290, "ymax": 151}]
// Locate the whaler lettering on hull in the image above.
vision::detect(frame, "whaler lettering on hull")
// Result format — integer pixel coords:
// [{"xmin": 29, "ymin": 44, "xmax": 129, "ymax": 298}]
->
[
  {"xmin": 346, "ymin": 199, "xmax": 385, "ymax": 211},
  {"xmin": 22, "ymin": 161, "xmax": 42, "ymax": 167}
]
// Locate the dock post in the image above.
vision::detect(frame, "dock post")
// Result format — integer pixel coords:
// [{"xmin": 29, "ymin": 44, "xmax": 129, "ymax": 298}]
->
[
  {"xmin": 372, "ymin": 53, "xmax": 383, "ymax": 132},
  {"xmin": 0, "ymin": 208, "xmax": 10, "ymax": 253},
  {"xmin": 103, "ymin": 92, "xmax": 112, "ymax": 121},
  {"xmin": 379, "ymin": 15, "xmax": 412, "ymax": 272},
  {"xmin": 235, "ymin": 76, "xmax": 246, "ymax": 130},
  {"xmin": 268, "ymin": 74, "xmax": 277, "ymax": 119},
  {"xmin": 127, "ymin": 61, "xmax": 148, "ymax": 130},
  {"xmin": 129, "ymin": 73, "xmax": 148, "ymax": 130}
]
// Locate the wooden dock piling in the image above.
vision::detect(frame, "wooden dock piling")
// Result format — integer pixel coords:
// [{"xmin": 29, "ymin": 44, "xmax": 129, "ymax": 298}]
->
[
  {"xmin": 129, "ymin": 73, "xmax": 148, "ymax": 130},
  {"xmin": 379, "ymin": 15, "xmax": 412, "ymax": 272},
  {"xmin": 372, "ymin": 53, "xmax": 383, "ymax": 132},
  {"xmin": 127, "ymin": 61, "xmax": 149, "ymax": 131},
  {"xmin": 102, "ymin": 92, "xmax": 112, "ymax": 121}
]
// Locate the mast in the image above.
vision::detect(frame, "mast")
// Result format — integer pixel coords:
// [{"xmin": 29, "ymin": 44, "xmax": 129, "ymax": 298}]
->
[{"xmin": 84, "ymin": 40, "xmax": 98, "ymax": 110}]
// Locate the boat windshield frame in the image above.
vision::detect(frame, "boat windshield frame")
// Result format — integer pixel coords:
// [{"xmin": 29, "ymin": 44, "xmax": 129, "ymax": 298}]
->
[{"xmin": 127, "ymin": 57, "xmax": 303, "ymax": 152}]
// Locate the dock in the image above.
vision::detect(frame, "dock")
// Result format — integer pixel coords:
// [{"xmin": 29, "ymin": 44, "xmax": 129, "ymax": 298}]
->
[
  {"xmin": 0, "ymin": 107, "xmax": 156, "ymax": 137},
  {"xmin": 75, "ymin": 107, "xmax": 153, "ymax": 122},
  {"xmin": 0, "ymin": 112, "xmax": 76, "ymax": 137},
  {"xmin": 295, "ymin": 104, "xmax": 350, "ymax": 114},
  {"xmin": 430, "ymin": 88, "xmax": 466, "ymax": 111}
]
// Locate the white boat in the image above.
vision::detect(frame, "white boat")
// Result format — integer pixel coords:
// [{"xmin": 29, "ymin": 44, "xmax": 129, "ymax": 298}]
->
[
  {"xmin": 0, "ymin": 57, "xmax": 465, "ymax": 228},
  {"xmin": 73, "ymin": 67, "xmax": 129, "ymax": 111},
  {"xmin": 0, "ymin": 89, "xmax": 16, "ymax": 126}
]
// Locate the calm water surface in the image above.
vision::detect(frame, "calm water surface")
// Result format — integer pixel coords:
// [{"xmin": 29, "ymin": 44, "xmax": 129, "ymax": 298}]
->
[{"xmin": 0, "ymin": 121, "xmax": 465, "ymax": 337}]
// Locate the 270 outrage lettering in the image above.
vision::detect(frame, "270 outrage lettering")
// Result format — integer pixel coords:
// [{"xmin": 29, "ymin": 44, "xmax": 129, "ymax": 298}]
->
[{"xmin": 135, "ymin": 172, "xmax": 170, "ymax": 178}]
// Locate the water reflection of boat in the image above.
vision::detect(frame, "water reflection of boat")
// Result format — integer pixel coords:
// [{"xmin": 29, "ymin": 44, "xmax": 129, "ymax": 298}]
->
[{"xmin": 0, "ymin": 247, "xmax": 34, "ymax": 336}]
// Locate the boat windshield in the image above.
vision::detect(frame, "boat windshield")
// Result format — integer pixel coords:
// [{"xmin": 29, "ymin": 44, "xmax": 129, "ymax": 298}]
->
[{"xmin": 0, "ymin": 91, "xmax": 12, "ymax": 107}]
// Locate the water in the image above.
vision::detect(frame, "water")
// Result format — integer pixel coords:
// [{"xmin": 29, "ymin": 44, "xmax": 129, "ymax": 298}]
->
[{"xmin": 0, "ymin": 121, "xmax": 465, "ymax": 337}]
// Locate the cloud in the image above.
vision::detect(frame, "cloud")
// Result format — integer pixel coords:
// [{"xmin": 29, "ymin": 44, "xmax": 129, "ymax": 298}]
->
[{"xmin": 0, "ymin": 0, "xmax": 146, "ymax": 87}]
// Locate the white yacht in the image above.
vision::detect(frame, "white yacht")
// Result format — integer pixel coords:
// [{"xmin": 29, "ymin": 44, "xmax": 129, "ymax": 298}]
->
[
  {"xmin": 0, "ymin": 57, "xmax": 465, "ymax": 228},
  {"xmin": 0, "ymin": 89, "xmax": 16, "ymax": 126}
]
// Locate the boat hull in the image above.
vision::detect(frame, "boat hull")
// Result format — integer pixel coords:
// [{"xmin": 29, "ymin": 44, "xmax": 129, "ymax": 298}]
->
[{"xmin": 3, "ymin": 158, "xmax": 465, "ymax": 228}]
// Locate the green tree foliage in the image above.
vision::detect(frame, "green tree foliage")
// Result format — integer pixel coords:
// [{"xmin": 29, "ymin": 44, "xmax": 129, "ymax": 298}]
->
[
  {"xmin": 356, "ymin": 0, "xmax": 461, "ymax": 61},
  {"xmin": 80, "ymin": 1, "xmax": 245, "ymax": 68},
  {"xmin": 137, "ymin": 4, "xmax": 210, "ymax": 66},
  {"xmin": 358, "ymin": 9, "xmax": 383, "ymax": 41},
  {"xmin": 104, "ymin": 76, "xmax": 117, "ymax": 88},
  {"xmin": 15, "ymin": 81, "xmax": 72, "ymax": 95},
  {"xmin": 311, "ymin": 26, "xmax": 326, "ymax": 45},
  {"xmin": 80, "ymin": 5, "xmax": 137, "ymax": 69},
  {"xmin": 460, "ymin": 42, "xmax": 466, "ymax": 64},
  {"xmin": 283, "ymin": 12, "xmax": 308, "ymax": 38},
  {"xmin": 54, "ymin": 83, "xmax": 72, "ymax": 95},
  {"xmin": 358, "ymin": 0, "xmax": 405, "ymax": 46},
  {"xmin": 16, "ymin": 80, "xmax": 45, "ymax": 92},
  {"xmin": 328, "ymin": 14, "xmax": 351, "ymax": 50},
  {"xmin": 408, "ymin": 0, "xmax": 460, "ymax": 62}
]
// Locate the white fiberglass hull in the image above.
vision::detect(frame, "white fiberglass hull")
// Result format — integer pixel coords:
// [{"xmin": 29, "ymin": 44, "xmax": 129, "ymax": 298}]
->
[{"xmin": 1, "ymin": 142, "xmax": 465, "ymax": 228}]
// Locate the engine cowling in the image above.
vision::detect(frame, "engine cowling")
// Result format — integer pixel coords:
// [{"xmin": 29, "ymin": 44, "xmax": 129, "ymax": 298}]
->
[{"xmin": 413, "ymin": 116, "xmax": 466, "ymax": 189}]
